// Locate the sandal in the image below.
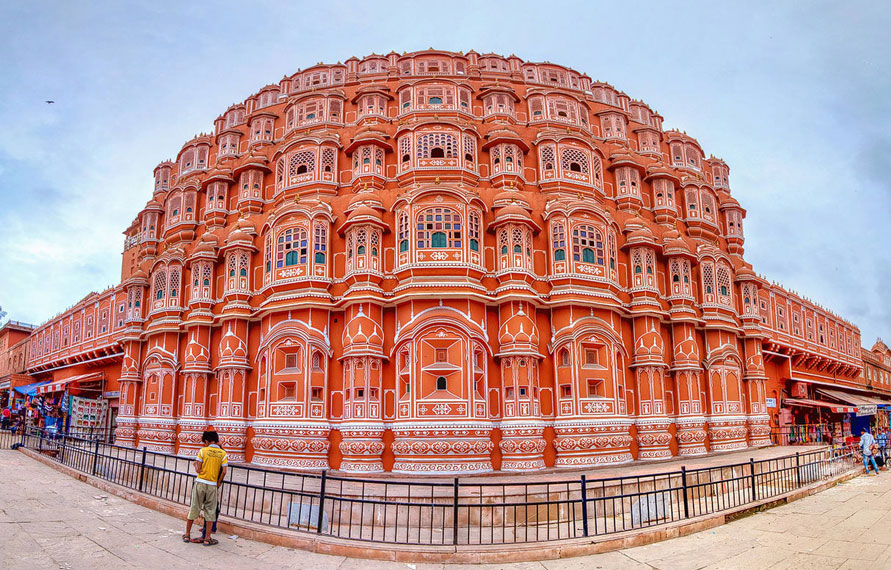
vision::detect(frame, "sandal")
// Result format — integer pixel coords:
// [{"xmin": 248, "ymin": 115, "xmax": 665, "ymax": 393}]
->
[
  {"xmin": 202, "ymin": 538, "xmax": 219, "ymax": 546},
  {"xmin": 190, "ymin": 537, "xmax": 204, "ymax": 543},
  {"xmin": 182, "ymin": 534, "xmax": 191, "ymax": 543}
]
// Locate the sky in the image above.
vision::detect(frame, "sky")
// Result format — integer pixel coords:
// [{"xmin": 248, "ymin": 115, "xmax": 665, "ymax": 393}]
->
[{"xmin": 0, "ymin": 1, "xmax": 888, "ymax": 345}]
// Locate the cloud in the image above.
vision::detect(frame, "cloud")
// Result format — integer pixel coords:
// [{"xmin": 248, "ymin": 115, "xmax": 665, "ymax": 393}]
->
[{"xmin": 0, "ymin": 0, "xmax": 888, "ymax": 346}]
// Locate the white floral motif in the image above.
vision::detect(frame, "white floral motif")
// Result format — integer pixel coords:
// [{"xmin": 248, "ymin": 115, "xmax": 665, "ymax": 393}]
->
[
  {"xmin": 584, "ymin": 401, "xmax": 611, "ymax": 413},
  {"xmin": 279, "ymin": 267, "xmax": 305, "ymax": 278},
  {"xmin": 457, "ymin": 404, "xmax": 466, "ymax": 414},
  {"xmin": 433, "ymin": 403, "xmax": 451, "ymax": 415}
]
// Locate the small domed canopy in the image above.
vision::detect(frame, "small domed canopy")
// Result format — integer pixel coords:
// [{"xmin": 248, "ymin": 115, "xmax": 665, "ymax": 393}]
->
[
  {"xmin": 342, "ymin": 305, "xmax": 385, "ymax": 356},
  {"xmin": 340, "ymin": 204, "xmax": 387, "ymax": 234},
  {"xmin": 498, "ymin": 306, "xmax": 540, "ymax": 350},
  {"xmin": 492, "ymin": 189, "xmax": 531, "ymax": 209},
  {"xmin": 492, "ymin": 204, "xmax": 540, "ymax": 230},
  {"xmin": 719, "ymin": 194, "xmax": 742, "ymax": 209}
]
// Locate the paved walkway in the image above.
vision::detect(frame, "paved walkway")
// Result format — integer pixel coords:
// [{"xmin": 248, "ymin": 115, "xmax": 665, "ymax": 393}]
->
[{"xmin": 0, "ymin": 450, "xmax": 886, "ymax": 569}]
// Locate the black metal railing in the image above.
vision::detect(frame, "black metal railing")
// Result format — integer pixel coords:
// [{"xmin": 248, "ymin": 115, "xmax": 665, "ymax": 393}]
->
[{"xmin": 0, "ymin": 428, "xmax": 859, "ymax": 547}]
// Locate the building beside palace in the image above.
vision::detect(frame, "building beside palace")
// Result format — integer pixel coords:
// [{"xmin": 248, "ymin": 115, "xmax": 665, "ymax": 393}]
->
[
  {"xmin": 19, "ymin": 50, "xmax": 882, "ymax": 472},
  {"xmin": 0, "ymin": 321, "xmax": 35, "ymax": 406}
]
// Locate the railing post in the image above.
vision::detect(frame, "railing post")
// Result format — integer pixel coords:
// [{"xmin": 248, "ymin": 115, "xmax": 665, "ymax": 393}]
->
[
  {"xmin": 795, "ymin": 452, "xmax": 802, "ymax": 488},
  {"xmin": 580, "ymin": 474, "xmax": 589, "ymax": 537},
  {"xmin": 452, "ymin": 477, "xmax": 460, "ymax": 545},
  {"xmin": 38, "ymin": 429, "xmax": 43, "ymax": 452},
  {"xmin": 91, "ymin": 438, "xmax": 101, "ymax": 476},
  {"xmin": 681, "ymin": 466, "xmax": 690, "ymax": 519},
  {"xmin": 60, "ymin": 434, "xmax": 67, "ymax": 464},
  {"xmin": 137, "ymin": 446, "xmax": 147, "ymax": 491},
  {"xmin": 749, "ymin": 458, "xmax": 757, "ymax": 502},
  {"xmin": 316, "ymin": 470, "xmax": 327, "ymax": 534}
]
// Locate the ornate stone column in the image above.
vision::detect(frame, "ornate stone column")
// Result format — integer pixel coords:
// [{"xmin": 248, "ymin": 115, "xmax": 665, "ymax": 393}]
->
[
  {"xmin": 497, "ymin": 302, "xmax": 546, "ymax": 471},
  {"xmin": 632, "ymin": 315, "xmax": 673, "ymax": 460},
  {"xmin": 338, "ymin": 304, "xmax": 386, "ymax": 472}
]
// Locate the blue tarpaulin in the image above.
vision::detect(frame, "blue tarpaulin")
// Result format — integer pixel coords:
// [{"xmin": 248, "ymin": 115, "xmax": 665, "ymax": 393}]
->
[{"xmin": 13, "ymin": 381, "xmax": 50, "ymax": 396}]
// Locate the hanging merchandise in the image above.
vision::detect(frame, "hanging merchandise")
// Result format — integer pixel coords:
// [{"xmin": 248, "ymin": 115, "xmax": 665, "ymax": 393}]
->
[
  {"xmin": 69, "ymin": 396, "xmax": 107, "ymax": 429},
  {"xmin": 61, "ymin": 391, "xmax": 69, "ymax": 413}
]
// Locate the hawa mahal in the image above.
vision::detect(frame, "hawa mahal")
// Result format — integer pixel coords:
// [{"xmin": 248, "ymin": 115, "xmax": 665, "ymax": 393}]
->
[{"xmin": 20, "ymin": 50, "xmax": 867, "ymax": 473}]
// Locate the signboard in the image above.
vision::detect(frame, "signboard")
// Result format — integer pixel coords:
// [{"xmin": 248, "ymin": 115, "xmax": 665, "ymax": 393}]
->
[
  {"xmin": 857, "ymin": 404, "xmax": 877, "ymax": 417},
  {"xmin": 103, "ymin": 391, "xmax": 120, "ymax": 399},
  {"xmin": 766, "ymin": 397, "xmax": 777, "ymax": 408}
]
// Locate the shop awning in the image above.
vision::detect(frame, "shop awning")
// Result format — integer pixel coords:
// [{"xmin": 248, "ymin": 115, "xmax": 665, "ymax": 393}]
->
[
  {"xmin": 784, "ymin": 397, "xmax": 857, "ymax": 413},
  {"xmin": 817, "ymin": 388, "xmax": 891, "ymax": 408},
  {"xmin": 34, "ymin": 372, "xmax": 104, "ymax": 396},
  {"xmin": 13, "ymin": 381, "xmax": 50, "ymax": 396}
]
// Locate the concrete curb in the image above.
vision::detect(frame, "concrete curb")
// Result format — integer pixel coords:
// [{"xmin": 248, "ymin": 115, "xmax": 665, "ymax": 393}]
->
[{"xmin": 18, "ymin": 446, "xmax": 862, "ymax": 563}]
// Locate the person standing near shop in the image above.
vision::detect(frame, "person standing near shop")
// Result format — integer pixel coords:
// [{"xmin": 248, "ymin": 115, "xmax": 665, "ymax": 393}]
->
[
  {"xmin": 860, "ymin": 428, "xmax": 880, "ymax": 475},
  {"xmin": 878, "ymin": 428, "xmax": 888, "ymax": 466},
  {"xmin": 1, "ymin": 407, "xmax": 10, "ymax": 430},
  {"xmin": 183, "ymin": 430, "xmax": 227, "ymax": 546}
]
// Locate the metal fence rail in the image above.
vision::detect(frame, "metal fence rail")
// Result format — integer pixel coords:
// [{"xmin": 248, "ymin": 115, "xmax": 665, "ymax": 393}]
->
[{"xmin": 0, "ymin": 428, "xmax": 859, "ymax": 547}]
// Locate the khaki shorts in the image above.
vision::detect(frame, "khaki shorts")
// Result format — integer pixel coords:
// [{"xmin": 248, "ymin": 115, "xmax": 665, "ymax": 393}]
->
[{"xmin": 187, "ymin": 481, "xmax": 218, "ymax": 522}]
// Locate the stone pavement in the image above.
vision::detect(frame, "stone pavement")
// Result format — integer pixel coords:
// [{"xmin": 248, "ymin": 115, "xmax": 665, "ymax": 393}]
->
[{"xmin": 0, "ymin": 450, "xmax": 887, "ymax": 570}]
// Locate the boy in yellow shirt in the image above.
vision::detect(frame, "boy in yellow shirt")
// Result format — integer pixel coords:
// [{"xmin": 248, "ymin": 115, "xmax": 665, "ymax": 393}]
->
[{"xmin": 183, "ymin": 430, "xmax": 228, "ymax": 545}]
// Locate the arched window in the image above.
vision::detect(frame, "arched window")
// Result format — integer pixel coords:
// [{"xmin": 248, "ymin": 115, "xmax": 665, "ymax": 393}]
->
[
  {"xmin": 416, "ymin": 207, "xmax": 462, "ymax": 249},
  {"xmin": 436, "ymin": 376, "xmax": 447, "ymax": 390},
  {"xmin": 701, "ymin": 191, "xmax": 716, "ymax": 222},
  {"xmin": 399, "ymin": 136, "xmax": 411, "ymax": 169},
  {"xmin": 416, "ymin": 132, "xmax": 458, "ymax": 159},
  {"xmin": 702, "ymin": 262, "xmax": 715, "ymax": 297},
  {"xmin": 560, "ymin": 147, "xmax": 590, "ymax": 181},
  {"xmin": 685, "ymin": 188, "xmax": 699, "ymax": 216},
  {"xmin": 154, "ymin": 271, "xmax": 166, "ymax": 301},
  {"xmin": 716, "ymin": 264, "xmax": 733, "ymax": 306},
  {"xmin": 277, "ymin": 227, "xmax": 308, "ymax": 268},
  {"xmin": 552, "ymin": 222, "xmax": 566, "ymax": 262},
  {"xmin": 313, "ymin": 222, "xmax": 327, "ymax": 265},
  {"xmin": 398, "ymin": 212, "xmax": 409, "ymax": 252},
  {"xmin": 468, "ymin": 211, "xmax": 481, "ymax": 252},
  {"xmin": 571, "ymin": 225, "xmax": 604, "ymax": 265},
  {"xmin": 463, "ymin": 134, "xmax": 476, "ymax": 167},
  {"xmin": 540, "ymin": 145, "xmax": 556, "ymax": 176}
]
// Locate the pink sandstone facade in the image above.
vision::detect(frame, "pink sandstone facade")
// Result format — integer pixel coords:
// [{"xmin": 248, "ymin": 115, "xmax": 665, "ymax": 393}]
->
[{"xmin": 22, "ymin": 50, "xmax": 871, "ymax": 473}]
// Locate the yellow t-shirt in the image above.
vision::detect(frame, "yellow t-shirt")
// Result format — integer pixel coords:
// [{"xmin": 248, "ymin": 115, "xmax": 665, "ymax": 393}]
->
[{"xmin": 195, "ymin": 444, "xmax": 228, "ymax": 486}]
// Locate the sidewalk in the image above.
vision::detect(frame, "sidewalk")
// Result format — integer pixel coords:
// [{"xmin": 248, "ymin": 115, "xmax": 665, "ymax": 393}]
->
[{"xmin": 0, "ymin": 449, "xmax": 886, "ymax": 569}]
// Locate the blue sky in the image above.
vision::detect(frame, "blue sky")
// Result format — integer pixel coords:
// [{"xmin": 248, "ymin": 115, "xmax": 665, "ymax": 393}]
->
[{"xmin": 0, "ymin": 1, "xmax": 889, "ymax": 345}]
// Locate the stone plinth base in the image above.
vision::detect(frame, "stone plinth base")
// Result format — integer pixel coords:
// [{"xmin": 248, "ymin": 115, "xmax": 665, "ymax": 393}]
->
[
  {"xmin": 675, "ymin": 416, "xmax": 708, "ymax": 456},
  {"xmin": 499, "ymin": 423, "xmax": 547, "ymax": 471},
  {"xmin": 708, "ymin": 416, "xmax": 749, "ymax": 452},
  {"xmin": 136, "ymin": 418, "xmax": 177, "ymax": 453},
  {"xmin": 338, "ymin": 426, "xmax": 385, "ymax": 473},
  {"xmin": 391, "ymin": 425, "xmax": 493, "ymax": 473},
  {"xmin": 636, "ymin": 418, "xmax": 674, "ymax": 460},
  {"xmin": 250, "ymin": 422, "xmax": 330, "ymax": 469},
  {"xmin": 553, "ymin": 420, "xmax": 633, "ymax": 467}
]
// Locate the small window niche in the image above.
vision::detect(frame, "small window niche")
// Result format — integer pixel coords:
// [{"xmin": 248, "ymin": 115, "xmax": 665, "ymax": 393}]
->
[
  {"xmin": 311, "ymin": 386, "xmax": 323, "ymax": 401},
  {"xmin": 280, "ymin": 382, "xmax": 296, "ymax": 400},
  {"xmin": 587, "ymin": 379, "xmax": 603, "ymax": 398},
  {"xmin": 584, "ymin": 347, "xmax": 599, "ymax": 367}
]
